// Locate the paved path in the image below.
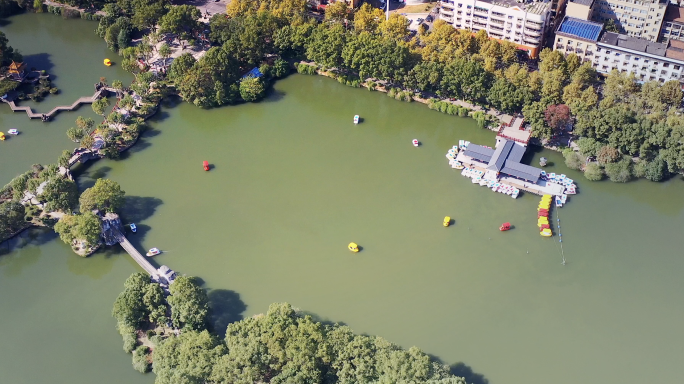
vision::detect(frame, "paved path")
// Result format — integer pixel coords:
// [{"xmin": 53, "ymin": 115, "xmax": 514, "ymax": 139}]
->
[{"xmin": 120, "ymin": 237, "xmax": 158, "ymax": 275}]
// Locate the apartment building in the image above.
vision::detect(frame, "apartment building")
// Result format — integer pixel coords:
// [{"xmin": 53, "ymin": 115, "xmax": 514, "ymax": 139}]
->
[
  {"xmin": 660, "ymin": 4, "xmax": 684, "ymax": 42},
  {"xmin": 438, "ymin": 0, "xmax": 553, "ymax": 58},
  {"xmin": 591, "ymin": 0, "xmax": 668, "ymax": 41},
  {"xmin": 554, "ymin": 16, "xmax": 684, "ymax": 83}
]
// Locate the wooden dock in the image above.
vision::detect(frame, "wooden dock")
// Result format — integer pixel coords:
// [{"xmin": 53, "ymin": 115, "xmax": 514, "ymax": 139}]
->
[
  {"xmin": 119, "ymin": 237, "xmax": 158, "ymax": 275},
  {"xmin": 1, "ymin": 87, "xmax": 118, "ymax": 120}
]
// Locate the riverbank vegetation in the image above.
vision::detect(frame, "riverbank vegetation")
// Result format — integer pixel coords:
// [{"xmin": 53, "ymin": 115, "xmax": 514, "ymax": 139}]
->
[
  {"xmin": 112, "ymin": 272, "xmax": 466, "ymax": 384},
  {"xmin": 0, "ymin": 163, "xmax": 80, "ymax": 243}
]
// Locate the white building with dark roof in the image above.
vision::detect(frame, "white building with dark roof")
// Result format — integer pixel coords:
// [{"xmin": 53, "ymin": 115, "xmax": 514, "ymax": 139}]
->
[
  {"xmin": 438, "ymin": 0, "xmax": 553, "ymax": 58},
  {"xmin": 554, "ymin": 16, "xmax": 684, "ymax": 83}
]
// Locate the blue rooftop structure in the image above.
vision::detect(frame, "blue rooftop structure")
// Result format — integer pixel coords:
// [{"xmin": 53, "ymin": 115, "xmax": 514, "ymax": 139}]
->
[
  {"xmin": 242, "ymin": 67, "xmax": 264, "ymax": 79},
  {"xmin": 557, "ymin": 17, "xmax": 603, "ymax": 41}
]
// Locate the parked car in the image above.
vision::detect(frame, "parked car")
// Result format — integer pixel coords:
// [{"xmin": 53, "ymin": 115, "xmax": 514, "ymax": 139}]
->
[
  {"xmin": 426, "ymin": 15, "xmax": 434, "ymax": 22},
  {"xmin": 417, "ymin": 18, "xmax": 424, "ymax": 23}
]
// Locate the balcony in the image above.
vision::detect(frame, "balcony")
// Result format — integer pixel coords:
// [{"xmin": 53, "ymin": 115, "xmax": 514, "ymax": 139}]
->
[
  {"xmin": 474, "ymin": 21, "xmax": 487, "ymax": 28},
  {"xmin": 586, "ymin": 51, "xmax": 594, "ymax": 56},
  {"xmin": 490, "ymin": 18, "xmax": 504, "ymax": 25},
  {"xmin": 441, "ymin": 9, "xmax": 454, "ymax": 16},
  {"xmin": 490, "ymin": 32, "xmax": 503, "ymax": 39},
  {"xmin": 442, "ymin": 16, "xmax": 454, "ymax": 23},
  {"xmin": 490, "ymin": 24, "xmax": 504, "ymax": 31},
  {"xmin": 524, "ymin": 28, "xmax": 541, "ymax": 37},
  {"xmin": 524, "ymin": 37, "xmax": 541, "ymax": 45}
]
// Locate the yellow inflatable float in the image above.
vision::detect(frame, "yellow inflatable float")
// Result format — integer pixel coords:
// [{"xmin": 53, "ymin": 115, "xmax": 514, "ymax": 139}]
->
[
  {"xmin": 540, "ymin": 228, "xmax": 552, "ymax": 237},
  {"xmin": 104, "ymin": 58, "xmax": 112, "ymax": 66},
  {"xmin": 348, "ymin": 242, "xmax": 359, "ymax": 253},
  {"xmin": 443, "ymin": 216, "xmax": 451, "ymax": 227},
  {"xmin": 0, "ymin": 132, "xmax": 5, "ymax": 141}
]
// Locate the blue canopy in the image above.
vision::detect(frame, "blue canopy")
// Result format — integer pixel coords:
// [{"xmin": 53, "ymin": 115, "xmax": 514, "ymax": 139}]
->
[{"xmin": 242, "ymin": 67, "xmax": 264, "ymax": 79}]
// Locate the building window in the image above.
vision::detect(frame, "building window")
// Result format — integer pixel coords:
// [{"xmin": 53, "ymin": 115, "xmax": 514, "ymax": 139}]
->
[
  {"xmin": 663, "ymin": 63, "xmax": 670, "ymax": 67},
  {"xmin": 558, "ymin": 38, "xmax": 563, "ymax": 43},
  {"xmin": 674, "ymin": 65, "xmax": 680, "ymax": 70}
]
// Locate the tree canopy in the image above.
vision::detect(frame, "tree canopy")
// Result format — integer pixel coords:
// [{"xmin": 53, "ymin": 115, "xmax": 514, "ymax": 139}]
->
[{"xmin": 79, "ymin": 178, "xmax": 125, "ymax": 213}]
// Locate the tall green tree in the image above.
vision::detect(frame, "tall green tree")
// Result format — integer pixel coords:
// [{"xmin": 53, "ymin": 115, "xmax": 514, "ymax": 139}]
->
[
  {"xmin": 167, "ymin": 276, "xmax": 209, "ymax": 330},
  {"xmin": 159, "ymin": 5, "xmax": 201, "ymax": 44},
  {"xmin": 79, "ymin": 178, "xmax": 125, "ymax": 213},
  {"xmin": 0, "ymin": 201, "xmax": 26, "ymax": 241}
]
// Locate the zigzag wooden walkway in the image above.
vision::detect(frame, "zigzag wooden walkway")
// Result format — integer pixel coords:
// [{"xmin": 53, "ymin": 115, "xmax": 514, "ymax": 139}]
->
[{"xmin": 1, "ymin": 87, "xmax": 117, "ymax": 120}]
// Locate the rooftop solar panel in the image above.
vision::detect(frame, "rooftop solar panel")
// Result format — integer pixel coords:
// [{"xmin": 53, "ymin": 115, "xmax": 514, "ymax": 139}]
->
[{"xmin": 558, "ymin": 17, "xmax": 603, "ymax": 41}]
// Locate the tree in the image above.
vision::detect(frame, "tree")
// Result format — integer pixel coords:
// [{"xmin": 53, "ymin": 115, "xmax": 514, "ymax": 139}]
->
[
  {"xmin": 305, "ymin": 24, "xmax": 347, "ymax": 68},
  {"xmin": 112, "ymin": 272, "xmax": 150, "ymax": 328},
  {"xmin": 80, "ymin": 135, "xmax": 95, "ymax": 150},
  {"xmin": 544, "ymin": 104, "xmax": 571, "ymax": 134},
  {"xmin": 168, "ymin": 52, "xmax": 196, "ymax": 81},
  {"xmin": 53, "ymin": 212, "xmax": 102, "ymax": 249},
  {"xmin": 584, "ymin": 162, "xmax": 604, "ymax": 181},
  {"xmin": 605, "ymin": 18, "xmax": 620, "ymax": 33},
  {"xmin": 153, "ymin": 330, "xmax": 226, "ymax": 384},
  {"xmin": 158, "ymin": 42, "xmax": 172, "ymax": 68},
  {"xmin": 325, "ymin": 1, "xmax": 349, "ymax": 24},
  {"xmin": 596, "ymin": 145, "xmax": 620, "ymax": 165},
  {"xmin": 132, "ymin": 346, "xmax": 151, "ymax": 373},
  {"xmin": 487, "ymin": 78, "xmax": 532, "ymax": 114},
  {"xmin": 272, "ymin": 58, "xmax": 290, "ymax": 78},
  {"xmin": 79, "ymin": 178, "xmax": 125, "ymax": 213},
  {"xmin": 538, "ymin": 48, "xmax": 567, "ymax": 75},
  {"xmin": 659, "ymin": 80, "xmax": 683, "ymax": 108},
  {"xmin": 353, "ymin": 3, "xmax": 383, "ymax": 33},
  {"xmin": 131, "ymin": 0, "xmax": 167, "ymax": 31},
  {"xmin": 239, "ymin": 77, "xmax": 266, "ymax": 102},
  {"xmin": 167, "ymin": 276, "xmax": 209, "ymax": 330},
  {"xmin": 159, "ymin": 5, "xmax": 201, "ymax": 44},
  {"xmin": 0, "ymin": 30, "xmax": 22, "ymax": 66},
  {"xmin": 58, "ymin": 150, "xmax": 73, "ymax": 168},
  {"xmin": 645, "ymin": 157, "xmax": 668, "ymax": 181},
  {"xmin": 0, "ymin": 201, "xmax": 26, "ymax": 241},
  {"xmin": 342, "ymin": 32, "xmax": 414, "ymax": 82},
  {"xmin": 67, "ymin": 127, "xmax": 85, "ymax": 142},
  {"xmin": 379, "ymin": 13, "xmax": 410, "ymax": 41},
  {"xmin": 92, "ymin": 97, "xmax": 110, "ymax": 117},
  {"xmin": 523, "ymin": 100, "xmax": 550, "ymax": 138},
  {"xmin": 41, "ymin": 177, "xmax": 79, "ymax": 212}
]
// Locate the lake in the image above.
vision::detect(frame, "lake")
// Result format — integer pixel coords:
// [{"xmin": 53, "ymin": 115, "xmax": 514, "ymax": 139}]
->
[{"xmin": 1, "ymin": 12, "xmax": 683, "ymax": 384}]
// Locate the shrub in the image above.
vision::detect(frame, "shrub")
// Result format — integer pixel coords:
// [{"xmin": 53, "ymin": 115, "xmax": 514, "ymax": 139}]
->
[
  {"xmin": 132, "ymin": 346, "xmax": 151, "ymax": 373},
  {"xmin": 604, "ymin": 158, "xmax": 632, "ymax": 182},
  {"xmin": 122, "ymin": 330, "xmax": 137, "ymax": 353},
  {"xmin": 563, "ymin": 150, "xmax": 583, "ymax": 170},
  {"xmin": 49, "ymin": 87, "xmax": 59, "ymax": 94},
  {"xmin": 633, "ymin": 159, "xmax": 647, "ymax": 178},
  {"xmin": 645, "ymin": 157, "xmax": 668, "ymax": 182},
  {"xmin": 239, "ymin": 77, "xmax": 266, "ymax": 102},
  {"xmin": 295, "ymin": 63, "xmax": 316, "ymax": 75},
  {"xmin": 584, "ymin": 162, "xmax": 604, "ymax": 181},
  {"xmin": 387, "ymin": 87, "xmax": 396, "ymax": 98},
  {"xmin": 259, "ymin": 63, "xmax": 272, "ymax": 78},
  {"xmin": 458, "ymin": 107, "xmax": 469, "ymax": 116},
  {"xmin": 272, "ymin": 58, "xmax": 289, "ymax": 78},
  {"xmin": 62, "ymin": 8, "xmax": 80, "ymax": 19},
  {"xmin": 365, "ymin": 81, "xmax": 376, "ymax": 91}
]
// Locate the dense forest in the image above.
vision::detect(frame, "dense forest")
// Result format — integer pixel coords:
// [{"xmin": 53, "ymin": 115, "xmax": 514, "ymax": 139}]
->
[{"xmin": 113, "ymin": 272, "xmax": 467, "ymax": 384}]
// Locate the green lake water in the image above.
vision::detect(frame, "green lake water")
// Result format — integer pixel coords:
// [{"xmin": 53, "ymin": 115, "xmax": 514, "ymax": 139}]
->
[{"xmin": 1, "ymin": 12, "xmax": 684, "ymax": 384}]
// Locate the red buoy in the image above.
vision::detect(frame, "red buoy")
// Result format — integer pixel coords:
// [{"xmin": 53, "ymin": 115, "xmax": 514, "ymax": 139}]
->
[{"xmin": 203, "ymin": 161, "xmax": 210, "ymax": 171}]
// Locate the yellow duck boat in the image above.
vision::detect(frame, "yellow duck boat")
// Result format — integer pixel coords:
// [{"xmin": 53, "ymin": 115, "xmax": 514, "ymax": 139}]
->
[
  {"xmin": 348, "ymin": 242, "xmax": 359, "ymax": 253},
  {"xmin": 443, "ymin": 216, "xmax": 451, "ymax": 227},
  {"xmin": 540, "ymin": 228, "xmax": 552, "ymax": 237},
  {"xmin": 0, "ymin": 132, "xmax": 5, "ymax": 141},
  {"xmin": 104, "ymin": 58, "xmax": 112, "ymax": 66}
]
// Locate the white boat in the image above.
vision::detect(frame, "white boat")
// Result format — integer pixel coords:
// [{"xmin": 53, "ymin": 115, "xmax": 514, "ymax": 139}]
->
[
  {"xmin": 511, "ymin": 189, "xmax": 519, "ymax": 199},
  {"xmin": 491, "ymin": 183, "xmax": 500, "ymax": 191},
  {"xmin": 146, "ymin": 248, "xmax": 161, "ymax": 257},
  {"xmin": 472, "ymin": 177, "xmax": 480, "ymax": 184},
  {"xmin": 7, "ymin": 129, "xmax": 18, "ymax": 135},
  {"xmin": 412, "ymin": 139, "xmax": 419, "ymax": 147},
  {"xmin": 461, "ymin": 168, "xmax": 468, "ymax": 176},
  {"xmin": 353, "ymin": 115, "xmax": 360, "ymax": 124},
  {"xmin": 129, "ymin": 223, "xmax": 137, "ymax": 233},
  {"xmin": 555, "ymin": 196, "xmax": 563, "ymax": 207},
  {"xmin": 453, "ymin": 162, "xmax": 464, "ymax": 170},
  {"xmin": 479, "ymin": 178, "xmax": 488, "ymax": 186},
  {"xmin": 561, "ymin": 194, "xmax": 568, "ymax": 204}
]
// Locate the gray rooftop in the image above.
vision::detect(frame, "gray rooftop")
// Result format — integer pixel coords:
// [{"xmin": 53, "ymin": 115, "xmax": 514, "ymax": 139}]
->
[
  {"xmin": 500, "ymin": 161, "xmax": 542, "ymax": 182},
  {"xmin": 487, "ymin": 140, "xmax": 526, "ymax": 172},
  {"xmin": 568, "ymin": 0, "xmax": 594, "ymax": 6},
  {"xmin": 463, "ymin": 144, "xmax": 495, "ymax": 163},
  {"xmin": 599, "ymin": 32, "xmax": 668, "ymax": 56}
]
